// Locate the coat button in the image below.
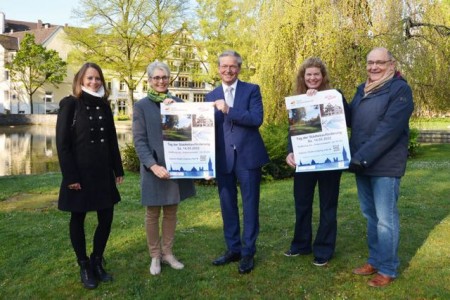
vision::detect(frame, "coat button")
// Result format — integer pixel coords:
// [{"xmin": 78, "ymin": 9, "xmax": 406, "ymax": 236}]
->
[
  {"xmin": 99, "ymin": 116, "xmax": 103, "ymax": 119},
  {"xmin": 96, "ymin": 106, "xmax": 100, "ymax": 110},
  {"xmin": 89, "ymin": 116, "xmax": 93, "ymax": 120},
  {"xmin": 100, "ymin": 127, "xmax": 104, "ymax": 131},
  {"xmin": 91, "ymin": 128, "xmax": 94, "ymax": 131},
  {"xmin": 86, "ymin": 106, "xmax": 90, "ymax": 110},
  {"xmin": 91, "ymin": 140, "xmax": 94, "ymax": 143},
  {"xmin": 100, "ymin": 139, "xmax": 105, "ymax": 143}
]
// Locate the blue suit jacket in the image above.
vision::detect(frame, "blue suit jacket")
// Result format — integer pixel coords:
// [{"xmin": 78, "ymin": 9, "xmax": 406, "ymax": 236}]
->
[{"xmin": 206, "ymin": 80, "xmax": 269, "ymax": 173}]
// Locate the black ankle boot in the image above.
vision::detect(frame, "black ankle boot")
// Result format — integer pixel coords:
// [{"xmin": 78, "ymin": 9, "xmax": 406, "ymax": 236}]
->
[
  {"xmin": 78, "ymin": 259, "xmax": 98, "ymax": 289},
  {"xmin": 90, "ymin": 254, "xmax": 113, "ymax": 282}
]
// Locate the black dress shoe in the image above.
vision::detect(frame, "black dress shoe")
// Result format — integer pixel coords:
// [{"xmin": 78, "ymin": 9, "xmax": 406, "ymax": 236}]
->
[
  {"xmin": 238, "ymin": 255, "xmax": 254, "ymax": 274},
  {"xmin": 212, "ymin": 251, "xmax": 241, "ymax": 266}
]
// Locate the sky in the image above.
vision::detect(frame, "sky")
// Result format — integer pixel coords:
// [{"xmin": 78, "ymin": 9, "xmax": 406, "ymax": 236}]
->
[
  {"xmin": 0, "ymin": 0, "xmax": 83, "ymax": 26},
  {"xmin": 0, "ymin": 0, "xmax": 198, "ymax": 27}
]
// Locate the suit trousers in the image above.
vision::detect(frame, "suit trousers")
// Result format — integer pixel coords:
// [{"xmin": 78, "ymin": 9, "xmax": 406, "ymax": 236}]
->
[
  {"xmin": 290, "ymin": 170, "xmax": 342, "ymax": 260},
  {"xmin": 217, "ymin": 165, "xmax": 262, "ymax": 257},
  {"xmin": 145, "ymin": 204, "xmax": 178, "ymax": 258}
]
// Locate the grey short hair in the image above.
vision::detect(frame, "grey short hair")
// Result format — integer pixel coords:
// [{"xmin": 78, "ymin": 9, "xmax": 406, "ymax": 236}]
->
[
  {"xmin": 368, "ymin": 47, "xmax": 395, "ymax": 61},
  {"xmin": 218, "ymin": 50, "xmax": 243, "ymax": 67},
  {"xmin": 147, "ymin": 61, "xmax": 171, "ymax": 78}
]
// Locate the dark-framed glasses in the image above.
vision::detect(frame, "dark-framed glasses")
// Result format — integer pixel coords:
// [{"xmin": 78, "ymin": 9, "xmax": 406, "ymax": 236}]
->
[
  {"xmin": 219, "ymin": 65, "xmax": 239, "ymax": 71},
  {"xmin": 151, "ymin": 76, "xmax": 169, "ymax": 81},
  {"xmin": 367, "ymin": 60, "xmax": 392, "ymax": 67}
]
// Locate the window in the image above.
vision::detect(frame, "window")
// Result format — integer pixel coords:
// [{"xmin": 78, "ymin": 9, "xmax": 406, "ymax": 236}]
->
[
  {"xmin": 193, "ymin": 94, "xmax": 205, "ymax": 102},
  {"xmin": 142, "ymin": 80, "xmax": 148, "ymax": 92},
  {"xmin": 168, "ymin": 61, "xmax": 176, "ymax": 71},
  {"xmin": 44, "ymin": 92, "xmax": 53, "ymax": 102},
  {"xmin": 179, "ymin": 63, "xmax": 189, "ymax": 72},
  {"xmin": 107, "ymin": 81, "xmax": 112, "ymax": 90},
  {"xmin": 119, "ymin": 81, "xmax": 126, "ymax": 91},
  {"xmin": 176, "ymin": 94, "xmax": 189, "ymax": 101},
  {"xmin": 118, "ymin": 99, "xmax": 127, "ymax": 114},
  {"xmin": 192, "ymin": 62, "xmax": 200, "ymax": 72},
  {"xmin": 192, "ymin": 81, "xmax": 203, "ymax": 89},
  {"xmin": 5, "ymin": 70, "xmax": 9, "ymax": 80},
  {"xmin": 181, "ymin": 33, "xmax": 189, "ymax": 44},
  {"xmin": 179, "ymin": 76, "xmax": 189, "ymax": 88}
]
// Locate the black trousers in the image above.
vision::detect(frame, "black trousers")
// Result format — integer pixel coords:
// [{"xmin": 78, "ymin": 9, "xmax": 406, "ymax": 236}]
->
[
  {"xmin": 69, "ymin": 207, "xmax": 114, "ymax": 261},
  {"xmin": 290, "ymin": 170, "xmax": 342, "ymax": 260}
]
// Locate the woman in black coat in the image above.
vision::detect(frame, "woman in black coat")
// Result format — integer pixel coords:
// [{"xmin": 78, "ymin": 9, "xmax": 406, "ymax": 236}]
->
[{"xmin": 56, "ymin": 62, "xmax": 124, "ymax": 289}]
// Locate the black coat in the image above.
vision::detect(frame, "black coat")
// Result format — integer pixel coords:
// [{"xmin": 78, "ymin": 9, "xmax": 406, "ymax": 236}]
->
[{"xmin": 56, "ymin": 93, "xmax": 124, "ymax": 212}]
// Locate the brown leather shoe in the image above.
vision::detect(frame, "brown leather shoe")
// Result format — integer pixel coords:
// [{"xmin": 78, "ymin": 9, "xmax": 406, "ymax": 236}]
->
[
  {"xmin": 368, "ymin": 273, "xmax": 394, "ymax": 287},
  {"xmin": 352, "ymin": 263, "xmax": 377, "ymax": 275}
]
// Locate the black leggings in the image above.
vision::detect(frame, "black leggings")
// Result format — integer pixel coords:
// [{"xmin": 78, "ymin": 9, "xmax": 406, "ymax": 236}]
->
[{"xmin": 69, "ymin": 207, "xmax": 114, "ymax": 261}]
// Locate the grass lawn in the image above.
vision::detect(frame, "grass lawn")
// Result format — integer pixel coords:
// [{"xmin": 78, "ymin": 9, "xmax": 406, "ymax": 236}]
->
[
  {"xmin": 410, "ymin": 117, "xmax": 450, "ymax": 130},
  {"xmin": 0, "ymin": 144, "xmax": 449, "ymax": 299}
]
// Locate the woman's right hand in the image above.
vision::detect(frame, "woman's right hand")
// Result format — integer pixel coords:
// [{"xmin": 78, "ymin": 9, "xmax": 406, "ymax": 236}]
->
[
  {"xmin": 286, "ymin": 153, "xmax": 297, "ymax": 169},
  {"xmin": 163, "ymin": 98, "xmax": 175, "ymax": 105},
  {"xmin": 150, "ymin": 164, "xmax": 170, "ymax": 179},
  {"xmin": 68, "ymin": 182, "xmax": 81, "ymax": 190},
  {"xmin": 306, "ymin": 89, "xmax": 318, "ymax": 96}
]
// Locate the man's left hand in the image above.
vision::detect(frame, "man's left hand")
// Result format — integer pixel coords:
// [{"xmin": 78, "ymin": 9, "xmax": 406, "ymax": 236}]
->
[{"xmin": 348, "ymin": 157, "xmax": 367, "ymax": 173}]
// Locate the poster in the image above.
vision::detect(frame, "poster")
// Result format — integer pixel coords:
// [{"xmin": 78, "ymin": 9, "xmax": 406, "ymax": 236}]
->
[
  {"xmin": 161, "ymin": 102, "xmax": 215, "ymax": 179},
  {"xmin": 285, "ymin": 89, "xmax": 351, "ymax": 172}
]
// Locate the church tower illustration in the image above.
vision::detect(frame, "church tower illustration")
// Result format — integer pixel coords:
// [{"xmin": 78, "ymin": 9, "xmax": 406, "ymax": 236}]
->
[{"xmin": 342, "ymin": 146, "xmax": 349, "ymax": 161}]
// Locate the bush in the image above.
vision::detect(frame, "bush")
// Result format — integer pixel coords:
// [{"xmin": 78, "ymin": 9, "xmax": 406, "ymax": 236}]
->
[
  {"xmin": 408, "ymin": 127, "xmax": 421, "ymax": 158},
  {"xmin": 115, "ymin": 112, "xmax": 130, "ymax": 121},
  {"xmin": 121, "ymin": 142, "xmax": 140, "ymax": 172},
  {"xmin": 260, "ymin": 123, "xmax": 294, "ymax": 180}
]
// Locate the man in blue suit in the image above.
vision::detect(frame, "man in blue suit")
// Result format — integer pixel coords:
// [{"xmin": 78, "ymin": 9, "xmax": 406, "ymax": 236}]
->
[{"xmin": 206, "ymin": 50, "xmax": 269, "ymax": 274}]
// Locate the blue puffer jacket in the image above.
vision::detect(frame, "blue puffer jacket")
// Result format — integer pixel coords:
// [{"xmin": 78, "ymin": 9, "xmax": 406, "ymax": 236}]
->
[{"xmin": 349, "ymin": 75, "xmax": 414, "ymax": 177}]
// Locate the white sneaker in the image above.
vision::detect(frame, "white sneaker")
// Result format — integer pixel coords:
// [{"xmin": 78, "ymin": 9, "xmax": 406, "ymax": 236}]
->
[
  {"xmin": 162, "ymin": 254, "xmax": 184, "ymax": 270},
  {"xmin": 150, "ymin": 258, "xmax": 161, "ymax": 275}
]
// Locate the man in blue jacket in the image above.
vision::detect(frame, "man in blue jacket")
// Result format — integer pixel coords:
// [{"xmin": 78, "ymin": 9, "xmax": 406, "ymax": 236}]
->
[
  {"xmin": 206, "ymin": 50, "xmax": 269, "ymax": 274},
  {"xmin": 348, "ymin": 47, "xmax": 414, "ymax": 287}
]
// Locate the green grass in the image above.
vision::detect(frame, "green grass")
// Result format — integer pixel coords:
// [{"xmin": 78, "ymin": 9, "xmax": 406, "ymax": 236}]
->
[
  {"xmin": 410, "ymin": 117, "xmax": 450, "ymax": 130},
  {"xmin": 1, "ymin": 144, "xmax": 449, "ymax": 299}
]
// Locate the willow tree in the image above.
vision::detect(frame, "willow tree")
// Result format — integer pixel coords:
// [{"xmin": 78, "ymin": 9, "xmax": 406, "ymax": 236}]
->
[
  {"xmin": 253, "ymin": 0, "xmax": 374, "ymax": 124},
  {"xmin": 66, "ymin": 0, "xmax": 190, "ymax": 116},
  {"xmin": 360, "ymin": 0, "xmax": 450, "ymax": 116}
]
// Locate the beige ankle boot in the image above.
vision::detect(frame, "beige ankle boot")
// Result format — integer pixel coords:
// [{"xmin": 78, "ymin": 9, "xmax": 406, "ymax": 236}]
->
[
  {"xmin": 149, "ymin": 258, "xmax": 161, "ymax": 275},
  {"xmin": 162, "ymin": 254, "xmax": 184, "ymax": 270}
]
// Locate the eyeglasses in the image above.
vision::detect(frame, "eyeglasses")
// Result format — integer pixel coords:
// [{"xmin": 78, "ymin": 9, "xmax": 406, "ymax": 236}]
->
[
  {"xmin": 219, "ymin": 65, "xmax": 239, "ymax": 71},
  {"xmin": 151, "ymin": 76, "xmax": 169, "ymax": 81},
  {"xmin": 367, "ymin": 60, "xmax": 392, "ymax": 67}
]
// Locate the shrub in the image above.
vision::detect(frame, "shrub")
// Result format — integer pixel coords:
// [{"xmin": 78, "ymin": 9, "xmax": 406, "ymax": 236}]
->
[
  {"xmin": 408, "ymin": 127, "xmax": 421, "ymax": 158},
  {"xmin": 260, "ymin": 123, "xmax": 294, "ymax": 180},
  {"xmin": 115, "ymin": 112, "xmax": 130, "ymax": 121},
  {"xmin": 121, "ymin": 142, "xmax": 140, "ymax": 172}
]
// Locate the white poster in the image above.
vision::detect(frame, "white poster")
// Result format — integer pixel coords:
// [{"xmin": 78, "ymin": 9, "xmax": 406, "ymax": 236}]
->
[
  {"xmin": 161, "ymin": 102, "xmax": 216, "ymax": 179},
  {"xmin": 285, "ymin": 89, "xmax": 351, "ymax": 172}
]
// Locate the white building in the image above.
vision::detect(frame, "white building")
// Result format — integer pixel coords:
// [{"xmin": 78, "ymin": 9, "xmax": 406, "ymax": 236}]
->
[{"xmin": 0, "ymin": 12, "xmax": 212, "ymax": 115}]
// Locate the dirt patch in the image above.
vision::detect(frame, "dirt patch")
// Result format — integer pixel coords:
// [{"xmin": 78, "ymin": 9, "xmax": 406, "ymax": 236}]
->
[{"xmin": 0, "ymin": 193, "xmax": 58, "ymax": 212}]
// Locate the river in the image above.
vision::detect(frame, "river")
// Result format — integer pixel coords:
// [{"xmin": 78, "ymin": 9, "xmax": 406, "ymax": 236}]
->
[{"xmin": 0, "ymin": 125, "xmax": 132, "ymax": 176}]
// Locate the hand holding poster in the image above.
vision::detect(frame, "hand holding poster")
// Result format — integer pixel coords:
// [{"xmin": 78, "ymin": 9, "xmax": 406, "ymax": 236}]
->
[
  {"xmin": 285, "ymin": 89, "xmax": 351, "ymax": 172},
  {"xmin": 161, "ymin": 102, "xmax": 216, "ymax": 179}
]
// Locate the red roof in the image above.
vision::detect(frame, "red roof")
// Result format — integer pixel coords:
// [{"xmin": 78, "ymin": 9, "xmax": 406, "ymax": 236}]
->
[{"xmin": 3, "ymin": 19, "xmax": 62, "ymax": 45}]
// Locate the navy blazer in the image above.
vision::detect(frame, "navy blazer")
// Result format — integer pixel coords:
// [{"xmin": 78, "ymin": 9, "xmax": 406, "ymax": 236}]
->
[{"xmin": 206, "ymin": 80, "xmax": 269, "ymax": 173}]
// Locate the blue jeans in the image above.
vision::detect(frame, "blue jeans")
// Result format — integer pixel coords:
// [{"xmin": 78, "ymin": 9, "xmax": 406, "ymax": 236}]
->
[{"xmin": 356, "ymin": 175, "xmax": 400, "ymax": 278}]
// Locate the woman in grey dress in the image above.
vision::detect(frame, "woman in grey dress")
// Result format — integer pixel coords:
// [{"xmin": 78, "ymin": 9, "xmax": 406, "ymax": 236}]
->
[{"xmin": 132, "ymin": 61, "xmax": 196, "ymax": 275}]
